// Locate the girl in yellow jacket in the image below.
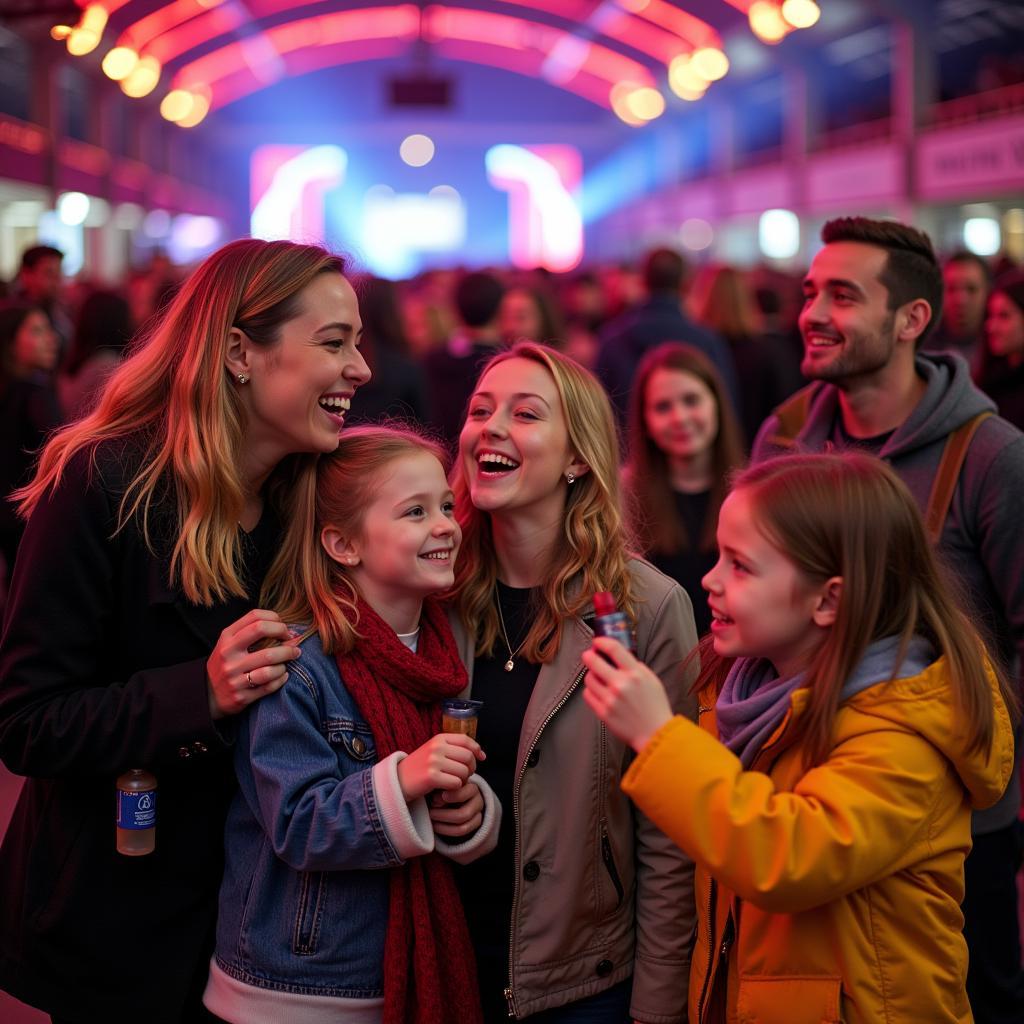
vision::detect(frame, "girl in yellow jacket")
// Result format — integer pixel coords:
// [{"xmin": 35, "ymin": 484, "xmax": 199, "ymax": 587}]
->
[{"xmin": 582, "ymin": 452, "xmax": 1016, "ymax": 1024}]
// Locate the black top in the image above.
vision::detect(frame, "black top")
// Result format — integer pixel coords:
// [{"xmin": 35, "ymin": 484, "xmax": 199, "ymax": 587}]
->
[
  {"xmin": 830, "ymin": 415, "xmax": 894, "ymax": 455},
  {"xmin": 455, "ymin": 581, "xmax": 541, "ymax": 1019},
  {"xmin": 648, "ymin": 489, "xmax": 716, "ymax": 637},
  {"xmin": 0, "ymin": 440, "xmax": 281, "ymax": 1021},
  {"xmin": 978, "ymin": 358, "xmax": 1024, "ymax": 433}
]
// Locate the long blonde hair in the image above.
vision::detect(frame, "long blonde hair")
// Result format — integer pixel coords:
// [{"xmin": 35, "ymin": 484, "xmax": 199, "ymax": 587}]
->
[
  {"xmin": 697, "ymin": 453, "xmax": 1016, "ymax": 766},
  {"xmin": 17, "ymin": 239, "xmax": 345, "ymax": 605},
  {"xmin": 449, "ymin": 342, "xmax": 637, "ymax": 662},
  {"xmin": 263, "ymin": 425, "xmax": 450, "ymax": 653}
]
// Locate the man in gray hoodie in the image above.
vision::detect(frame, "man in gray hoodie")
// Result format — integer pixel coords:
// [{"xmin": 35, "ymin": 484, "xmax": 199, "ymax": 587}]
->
[{"xmin": 752, "ymin": 216, "xmax": 1024, "ymax": 1024}]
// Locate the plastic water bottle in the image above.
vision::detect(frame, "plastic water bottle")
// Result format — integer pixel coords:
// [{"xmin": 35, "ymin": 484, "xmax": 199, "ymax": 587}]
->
[{"xmin": 116, "ymin": 769, "xmax": 157, "ymax": 856}]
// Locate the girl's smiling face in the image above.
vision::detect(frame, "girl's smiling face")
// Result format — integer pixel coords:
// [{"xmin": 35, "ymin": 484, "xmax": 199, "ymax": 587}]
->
[
  {"xmin": 643, "ymin": 367, "xmax": 719, "ymax": 464},
  {"xmin": 702, "ymin": 488, "xmax": 836, "ymax": 678}
]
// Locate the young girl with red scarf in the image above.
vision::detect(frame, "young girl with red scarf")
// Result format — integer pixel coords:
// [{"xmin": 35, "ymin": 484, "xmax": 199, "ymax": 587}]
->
[{"xmin": 204, "ymin": 426, "xmax": 500, "ymax": 1024}]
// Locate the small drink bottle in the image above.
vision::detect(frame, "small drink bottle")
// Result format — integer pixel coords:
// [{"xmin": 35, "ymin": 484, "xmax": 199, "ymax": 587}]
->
[
  {"xmin": 116, "ymin": 768, "xmax": 157, "ymax": 856},
  {"xmin": 592, "ymin": 591, "xmax": 636, "ymax": 653}
]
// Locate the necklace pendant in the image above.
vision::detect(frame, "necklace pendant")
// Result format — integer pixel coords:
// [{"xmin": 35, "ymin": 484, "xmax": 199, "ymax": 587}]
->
[{"xmin": 504, "ymin": 658, "xmax": 515, "ymax": 672}]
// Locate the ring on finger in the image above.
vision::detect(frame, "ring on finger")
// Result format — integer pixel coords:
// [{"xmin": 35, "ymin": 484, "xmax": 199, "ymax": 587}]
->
[{"xmin": 247, "ymin": 671, "xmax": 257, "ymax": 689}]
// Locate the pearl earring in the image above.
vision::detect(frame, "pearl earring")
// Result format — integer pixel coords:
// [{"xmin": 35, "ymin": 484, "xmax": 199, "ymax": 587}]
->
[{"xmin": 237, "ymin": 373, "xmax": 249, "ymax": 385}]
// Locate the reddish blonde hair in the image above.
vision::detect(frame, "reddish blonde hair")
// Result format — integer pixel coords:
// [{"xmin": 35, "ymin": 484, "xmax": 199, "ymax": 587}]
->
[
  {"xmin": 263, "ymin": 424, "xmax": 450, "ymax": 653},
  {"xmin": 697, "ymin": 453, "xmax": 1015, "ymax": 766}
]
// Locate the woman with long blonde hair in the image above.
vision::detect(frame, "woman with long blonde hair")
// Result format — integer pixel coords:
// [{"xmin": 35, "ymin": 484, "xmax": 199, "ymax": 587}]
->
[
  {"xmin": 448, "ymin": 341, "xmax": 697, "ymax": 1022},
  {"xmin": 0, "ymin": 238, "xmax": 370, "ymax": 1023}
]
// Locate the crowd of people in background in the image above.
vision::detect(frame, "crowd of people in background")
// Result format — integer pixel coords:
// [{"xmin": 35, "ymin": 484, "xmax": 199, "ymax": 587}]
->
[{"xmin": 0, "ymin": 220, "xmax": 1023, "ymax": 1024}]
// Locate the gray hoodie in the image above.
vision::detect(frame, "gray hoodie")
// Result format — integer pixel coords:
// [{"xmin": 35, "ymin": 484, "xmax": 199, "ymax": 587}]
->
[{"xmin": 752, "ymin": 351, "xmax": 1024, "ymax": 832}]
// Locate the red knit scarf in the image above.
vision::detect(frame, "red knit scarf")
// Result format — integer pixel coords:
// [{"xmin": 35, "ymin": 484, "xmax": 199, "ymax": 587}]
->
[{"xmin": 336, "ymin": 596, "xmax": 483, "ymax": 1024}]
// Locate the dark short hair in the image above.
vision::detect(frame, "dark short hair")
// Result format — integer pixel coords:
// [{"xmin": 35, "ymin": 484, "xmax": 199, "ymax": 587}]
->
[
  {"xmin": 944, "ymin": 249, "xmax": 992, "ymax": 284},
  {"xmin": 455, "ymin": 271, "xmax": 505, "ymax": 328},
  {"xmin": 821, "ymin": 217, "xmax": 943, "ymax": 343},
  {"xmin": 20, "ymin": 245, "xmax": 63, "ymax": 271},
  {"xmin": 643, "ymin": 248, "xmax": 685, "ymax": 293}
]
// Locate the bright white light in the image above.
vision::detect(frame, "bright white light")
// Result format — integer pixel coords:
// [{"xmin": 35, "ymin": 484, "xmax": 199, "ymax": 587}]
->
[
  {"xmin": 361, "ymin": 190, "xmax": 467, "ymax": 278},
  {"xmin": 169, "ymin": 214, "xmax": 222, "ymax": 262},
  {"xmin": 57, "ymin": 191, "xmax": 90, "ymax": 226},
  {"xmin": 759, "ymin": 208, "xmax": 800, "ymax": 260},
  {"xmin": 680, "ymin": 218, "xmax": 714, "ymax": 251},
  {"xmin": 963, "ymin": 218, "xmax": 1001, "ymax": 257},
  {"xmin": 781, "ymin": 0, "xmax": 821, "ymax": 30},
  {"xmin": 486, "ymin": 144, "xmax": 583, "ymax": 272},
  {"xmin": 143, "ymin": 208, "xmax": 172, "ymax": 238},
  {"xmin": 400, "ymin": 134, "xmax": 435, "ymax": 167},
  {"xmin": 250, "ymin": 145, "xmax": 348, "ymax": 241}
]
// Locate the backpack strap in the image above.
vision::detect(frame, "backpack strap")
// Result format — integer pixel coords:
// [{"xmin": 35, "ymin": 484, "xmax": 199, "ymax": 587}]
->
[
  {"xmin": 769, "ymin": 385, "xmax": 817, "ymax": 448},
  {"xmin": 923, "ymin": 411, "xmax": 992, "ymax": 545}
]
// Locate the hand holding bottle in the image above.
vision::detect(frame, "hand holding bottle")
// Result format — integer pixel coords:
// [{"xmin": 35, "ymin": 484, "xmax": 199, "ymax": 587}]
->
[
  {"xmin": 397, "ymin": 733, "xmax": 484, "ymax": 801},
  {"xmin": 582, "ymin": 636, "xmax": 673, "ymax": 753}
]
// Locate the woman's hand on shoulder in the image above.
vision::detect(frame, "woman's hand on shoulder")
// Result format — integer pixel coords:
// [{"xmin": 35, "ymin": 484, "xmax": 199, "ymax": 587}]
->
[
  {"xmin": 429, "ymin": 781, "xmax": 484, "ymax": 837},
  {"xmin": 398, "ymin": 734, "xmax": 485, "ymax": 802},
  {"xmin": 582, "ymin": 636, "xmax": 673, "ymax": 753},
  {"xmin": 205, "ymin": 609, "xmax": 301, "ymax": 720}
]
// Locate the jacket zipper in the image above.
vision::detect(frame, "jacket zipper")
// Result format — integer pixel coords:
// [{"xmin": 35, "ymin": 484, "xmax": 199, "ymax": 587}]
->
[
  {"xmin": 695, "ymin": 877, "xmax": 717, "ymax": 1023},
  {"xmin": 505, "ymin": 666, "xmax": 587, "ymax": 1019},
  {"xmin": 600, "ymin": 826, "xmax": 625, "ymax": 907}
]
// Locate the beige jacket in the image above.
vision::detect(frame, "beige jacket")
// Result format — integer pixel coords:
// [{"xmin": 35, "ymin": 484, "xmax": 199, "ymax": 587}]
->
[{"xmin": 450, "ymin": 558, "xmax": 698, "ymax": 1022}]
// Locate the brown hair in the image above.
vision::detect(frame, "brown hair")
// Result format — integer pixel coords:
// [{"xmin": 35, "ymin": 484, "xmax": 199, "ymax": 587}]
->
[
  {"xmin": 17, "ymin": 239, "xmax": 346, "ymax": 605},
  {"xmin": 262, "ymin": 424, "xmax": 450, "ymax": 653},
  {"xmin": 448, "ymin": 342, "xmax": 637, "ymax": 662},
  {"xmin": 697, "ymin": 452, "xmax": 1015, "ymax": 766},
  {"xmin": 688, "ymin": 264, "xmax": 762, "ymax": 341},
  {"xmin": 821, "ymin": 216, "xmax": 942, "ymax": 345},
  {"xmin": 625, "ymin": 343, "xmax": 745, "ymax": 554}
]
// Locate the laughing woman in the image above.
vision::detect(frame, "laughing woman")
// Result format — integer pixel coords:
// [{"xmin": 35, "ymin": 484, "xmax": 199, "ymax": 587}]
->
[
  {"xmin": 0, "ymin": 239, "xmax": 370, "ymax": 1024},
  {"xmin": 448, "ymin": 342, "xmax": 697, "ymax": 1023}
]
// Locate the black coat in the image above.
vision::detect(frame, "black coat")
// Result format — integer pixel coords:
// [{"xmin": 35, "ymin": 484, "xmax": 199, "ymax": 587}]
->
[{"xmin": 0, "ymin": 441, "xmax": 279, "ymax": 1021}]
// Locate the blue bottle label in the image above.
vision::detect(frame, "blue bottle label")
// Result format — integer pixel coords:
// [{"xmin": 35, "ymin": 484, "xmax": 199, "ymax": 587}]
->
[
  {"xmin": 594, "ymin": 612, "xmax": 636, "ymax": 653},
  {"xmin": 117, "ymin": 788, "xmax": 157, "ymax": 830}
]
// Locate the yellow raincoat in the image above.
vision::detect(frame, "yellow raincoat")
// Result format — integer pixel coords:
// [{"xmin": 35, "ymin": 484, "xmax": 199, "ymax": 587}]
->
[{"xmin": 623, "ymin": 657, "xmax": 1014, "ymax": 1024}]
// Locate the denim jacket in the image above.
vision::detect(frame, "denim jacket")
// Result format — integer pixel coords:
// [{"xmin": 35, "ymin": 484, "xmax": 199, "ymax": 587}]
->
[{"xmin": 212, "ymin": 630, "xmax": 499, "ymax": 1001}]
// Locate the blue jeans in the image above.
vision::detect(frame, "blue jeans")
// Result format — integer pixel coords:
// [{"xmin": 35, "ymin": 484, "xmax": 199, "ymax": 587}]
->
[{"xmin": 525, "ymin": 978, "xmax": 633, "ymax": 1023}]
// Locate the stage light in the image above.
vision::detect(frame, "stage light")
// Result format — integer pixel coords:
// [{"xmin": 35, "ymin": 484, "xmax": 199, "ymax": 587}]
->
[
  {"xmin": 121, "ymin": 56, "xmax": 161, "ymax": 98},
  {"xmin": 66, "ymin": 4, "xmax": 107, "ymax": 56},
  {"xmin": 625, "ymin": 87, "xmax": 665, "ymax": 122},
  {"xmin": 57, "ymin": 192, "xmax": 90, "ymax": 227},
  {"xmin": 102, "ymin": 47, "xmax": 139, "ymax": 82},
  {"xmin": 759, "ymin": 209, "xmax": 800, "ymax": 259},
  {"xmin": 781, "ymin": 0, "xmax": 821, "ymax": 30},
  {"xmin": 964, "ymin": 218, "xmax": 1000, "ymax": 257},
  {"xmin": 160, "ymin": 90, "xmax": 195, "ymax": 123},
  {"xmin": 51, "ymin": 25, "xmax": 72, "ymax": 41},
  {"xmin": 749, "ymin": 2, "xmax": 789, "ymax": 44},
  {"xmin": 176, "ymin": 93, "xmax": 211, "ymax": 128},
  {"xmin": 669, "ymin": 56, "xmax": 709, "ymax": 100},
  {"xmin": 691, "ymin": 47, "xmax": 729, "ymax": 82},
  {"xmin": 400, "ymin": 134, "xmax": 435, "ymax": 167},
  {"xmin": 681, "ymin": 218, "xmax": 714, "ymax": 251}
]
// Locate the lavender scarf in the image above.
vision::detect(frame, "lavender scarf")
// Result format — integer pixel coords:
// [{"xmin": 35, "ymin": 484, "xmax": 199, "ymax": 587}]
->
[{"xmin": 716, "ymin": 635, "xmax": 935, "ymax": 768}]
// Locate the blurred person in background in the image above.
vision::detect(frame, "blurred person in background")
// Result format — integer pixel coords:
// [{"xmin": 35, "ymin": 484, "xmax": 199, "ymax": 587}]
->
[
  {"xmin": 597, "ymin": 248, "xmax": 739, "ymax": 425},
  {"xmin": 0, "ymin": 301, "xmax": 61, "ymax": 584},
  {"xmin": 925, "ymin": 250, "xmax": 991, "ymax": 365},
  {"xmin": 13, "ymin": 245, "xmax": 72, "ymax": 355},
  {"xmin": 58, "ymin": 289, "xmax": 134, "ymax": 421},
  {"xmin": 689, "ymin": 264, "xmax": 803, "ymax": 448},
  {"xmin": 344, "ymin": 276, "xmax": 427, "ymax": 425},
  {"xmin": 623, "ymin": 343, "xmax": 745, "ymax": 637},
  {"xmin": 422, "ymin": 270, "xmax": 507, "ymax": 447},
  {"xmin": 976, "ymin": 270, "xmax": 1024, "ymax": 431},
  {"xmin": 499, "ymin": 284, "xmax": 565, "ymax": 347}
]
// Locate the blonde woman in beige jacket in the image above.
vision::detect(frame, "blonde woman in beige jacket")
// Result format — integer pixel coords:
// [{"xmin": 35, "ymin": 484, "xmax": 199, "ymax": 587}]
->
[{"xmin": 446, "ymin": 342, "xmax": 698, "ymax": 1023}]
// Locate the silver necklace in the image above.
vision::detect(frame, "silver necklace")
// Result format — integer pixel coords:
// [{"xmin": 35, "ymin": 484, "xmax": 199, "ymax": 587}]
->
[{"xmin": 495, "ymin": 591, "xmax": 529, "ymax": 672}]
